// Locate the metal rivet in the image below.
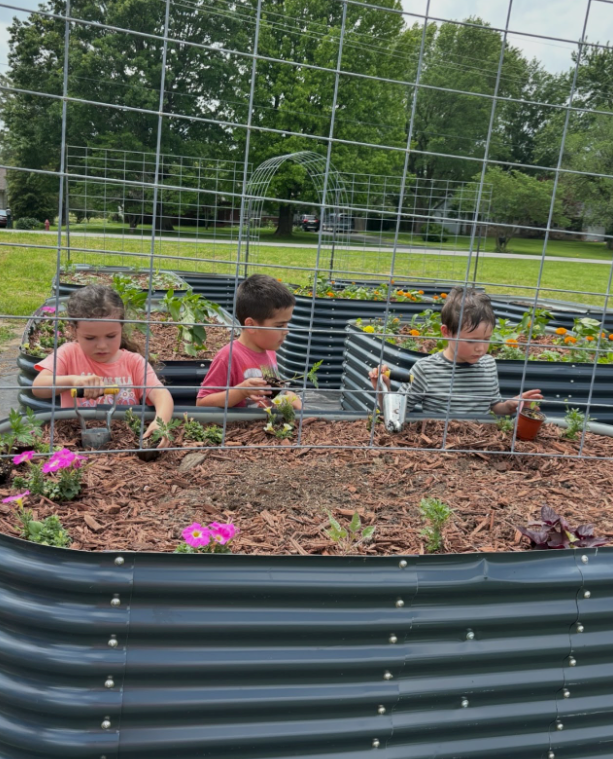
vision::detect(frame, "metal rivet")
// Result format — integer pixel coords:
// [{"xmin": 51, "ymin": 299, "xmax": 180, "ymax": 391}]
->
[
  {"xmin": 377, "ymin": 705, "xmax": 386, "ymax": 715},
  {"xmin": 556, "ymin": 721, "xmax": 564, "ymax": 731},
  {"xmin": 548, "ymin": 752, "xmax": 555, "ymax": 759},
  {"xmin": 383, "ymin": 670, "xmax": 393, "ymax": 680},
  {"xmin": 388, "ymin": 634, "xmax": 397, "ymax": 644},
  {"xmin": 568, "ymin": 657, "xmax": 577, "ymax": 667},
  {"xmin": 104, "ymin": 677, "xmax": 115, "ymax": 689},
  {"xmin": 372, "ymin": 738, "xmax": 380, "ymax": 749},
  {"xmin": 395, "ymin": 599, "xmax": 404, "ymax": 608},
  {"xmin": 114, "ymin": 556, "xmax": 125, "ymax": 566},
  {"xmin": 108, "ymin": 636, "xmax": 118, "ymax": 648},
  {"xmin": 466, "ymin": 630, "xmax": 475, "ymax": 640},
  {"xmin": 581, "ymin": 555, "xmax": 589, "ymax": 564},
  {"xmin": 577, "ymin": 623, "xmax": 585, "ymax": 633},
  {"xmin": 398, "ymin": 559, "xmax": 407, "ymax": 569},
  {"xmin": 563, "ymin": 688, "xmax": 570, "ymax": 698},
  {"xmin": 461, "ymin": 698, "xmax": 469, "ymax": 708},
  {"xmin": 584, "ymin": 590, "xmax": 591, "ymax": 599},
  {"xmin": 101, "ymin": 718, "xmax": 111, "ymax": 730},
  {"xmin": 110, "ymin": 595, "xmax": 121, "ymax": 607},
  {"xmin": 570, "ymin": 380, "xmax": 574, "ymax": 383}
]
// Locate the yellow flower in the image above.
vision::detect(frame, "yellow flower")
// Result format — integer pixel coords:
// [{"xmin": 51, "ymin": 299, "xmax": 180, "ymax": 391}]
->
[
  {"xmin": 555, "ymin": 327, "xmax": 567, "ymax": 335},
  {"xmin": 363, "ymin": 325, "xmax": 375, "ymax": 333}
]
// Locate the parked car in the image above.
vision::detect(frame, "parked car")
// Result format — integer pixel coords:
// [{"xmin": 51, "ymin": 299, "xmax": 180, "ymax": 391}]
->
[
  {"xmin": 0, "ymin": 210, "xmax": 7, "ymax": 228},
  {"xmin": 299, "ymin": 214, "xmax": 320, "ymax": 232}
]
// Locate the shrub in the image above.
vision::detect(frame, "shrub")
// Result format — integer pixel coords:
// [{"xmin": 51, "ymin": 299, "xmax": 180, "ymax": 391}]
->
[
  {"xmin": 421, "ymin": 223, "xmax": 448, "ymax": 242},
  {"xmin": 15, "ymin": 217, "xmax": 44, "ymax": 230}
]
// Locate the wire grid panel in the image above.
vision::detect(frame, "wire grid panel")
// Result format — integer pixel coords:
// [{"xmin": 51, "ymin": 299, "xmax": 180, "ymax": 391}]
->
[{"xmin": 0, "ymin": 0, "xmax": 612, "ymax": 459}]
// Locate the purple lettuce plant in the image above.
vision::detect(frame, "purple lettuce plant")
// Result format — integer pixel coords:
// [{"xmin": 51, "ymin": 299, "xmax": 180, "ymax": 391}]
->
[{"xmin": 518, "ymin": 505, "xmax": 608, "ymax": 550}]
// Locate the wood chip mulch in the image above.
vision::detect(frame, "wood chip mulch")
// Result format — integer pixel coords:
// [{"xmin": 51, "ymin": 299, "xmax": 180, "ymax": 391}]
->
[{"xmin": 1, "ymin": 418, "xmax": 612, "ymax": 556}]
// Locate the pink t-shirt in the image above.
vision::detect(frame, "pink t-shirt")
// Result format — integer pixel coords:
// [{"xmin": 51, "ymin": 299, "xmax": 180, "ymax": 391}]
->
[
  {"xmin": 197, "ymin": 341, "xmax": 277, "ymax": 408},
  {"xmin": 35, "ymin": 342, "xmax": 164, "ymax": 408}
]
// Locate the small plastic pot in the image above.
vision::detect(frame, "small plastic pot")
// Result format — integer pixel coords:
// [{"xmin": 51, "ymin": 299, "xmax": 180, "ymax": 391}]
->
[{"xmin": 516, "ymin": 409, "xmax": 547, "ymax": 441}]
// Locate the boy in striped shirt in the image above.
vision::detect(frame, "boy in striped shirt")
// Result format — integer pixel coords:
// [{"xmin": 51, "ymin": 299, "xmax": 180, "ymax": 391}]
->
[{"xmin": 369, "ymin": 288, "xmax": 542, "ymax": 417}]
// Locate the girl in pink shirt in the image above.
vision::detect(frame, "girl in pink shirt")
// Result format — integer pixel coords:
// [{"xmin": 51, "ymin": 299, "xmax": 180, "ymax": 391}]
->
[{"xmin": 33, "ymin": 285, "xmax": 174, "ymax": 447}]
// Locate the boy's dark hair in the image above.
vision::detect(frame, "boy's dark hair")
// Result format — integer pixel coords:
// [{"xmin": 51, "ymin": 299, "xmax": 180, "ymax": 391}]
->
[
  {"xmin": 67, "ymin": 284, "xmax": 142, "ymax": 354},
  {"xmin": 441, "ymin": 287, "xmax": 496, "ymax": 335},
  {"xmin": 235, "ymin": 274, "xmax": 295, "ymax": 325}
]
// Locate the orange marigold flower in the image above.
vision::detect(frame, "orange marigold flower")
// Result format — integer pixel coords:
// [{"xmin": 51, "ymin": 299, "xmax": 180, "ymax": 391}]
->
[
  {"xmin": 409, "ymin": 329, "xmax": 420, "ymax": 336},
  {"xmin": 433, "ymin": 295, "xmax": 440, "ymax": 300},
  {"xmin": 390, "ymin": 279, "xmax": 395, "ymax": 284},
  {"xmin": 440, "ymin": 293, "xmax": 447, "ymax": 299},
  {"xmin": 609, "ymin": 334, "xmax": 613, "ymax": 340},
  {"xmin": 327, "ymin": 291, "xmax": 334, "ymax": 296},
  {"xmin": 418, "ymin": 290, "xmax": 424, "ymax": 295},
  {"xmin": 506, "ymin": 338, "xmax": 518, "ymax": 347},
  {"xmin": 555, "ymin": 328, "xmax": 567, "ymax": 335},
  {"xmin": 602, "ymin": 332, "xmax": 607, "ymax": 339},
  {"xmin": 586, "ymin": 335, "xmax": 595, "ymax": 341},
  {"xmin": 330, "ymin": 280, "xmax": 335, "ymax": 284},
  {"xmin": 277, "ymin": 278, "xmax": 283, "ymax": 282},
  {"xmin": 564, "ymin": 335, "xmax": 577, "ymax": 344}
]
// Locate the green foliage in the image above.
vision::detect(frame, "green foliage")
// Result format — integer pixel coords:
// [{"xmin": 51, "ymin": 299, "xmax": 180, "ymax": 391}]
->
[
  {"xmin": 491, "ymin": 412, "xmax": 515, "ymax": 433},
  {"xmin": 14, "ymin": 463, "xmax": 83, "ymax": 502},
  {"xmin": 419, "ymin": 497, "xmax": 453, "ymax": 553},
  {"xmin": 148, "ymin": 417, "xmax": 182, "ymax": 444},
  {"xmin": 421, "ymin": 223, "xmax": 448, "ymax": 242},
  {"xmin": 182, "ymin": 416, "xmax": 224, "ymax": 445},
  {"xmin": 16, "ymin": 508, "xmax": 71, "ymax": 548},
  {"xmin": 15, "ymin": 217, "xmax": 44, "ymax": 230},
  {"xmin": 264, "ymin": 396, "xmax": 296, "ymax": 438},
  {"xmin": 325, "ymin": 511, "xmax": 375, "ymax": 554},
  {"xmin": 161, "ymin": 289, "xmax": 221, "ymax": 356},
  {"xmin": 0, "ymin": 408, "xmax": 43, "ymax": 454},
  {"xmin": 563, "ymin": 407, "xmax": 591, "ymax": 440},
  {"xmin": 124, "ymin": 408, "xmax": 144, "ymax": 437}
]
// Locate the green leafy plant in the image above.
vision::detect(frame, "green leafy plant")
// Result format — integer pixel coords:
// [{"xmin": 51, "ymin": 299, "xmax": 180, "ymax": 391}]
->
[
  {"xmin": 563, "ymin": 406, "xmax": 591, "ymax": 440},
  {"xmin": 16, "ymin": 509, "xmax": 71, "ymax": 547},
  {"xmin": 419, "ymin": 497, "xmax": 453, "ymax": 553},
  {"xmin": 175, "ymin": 521, "xmax": 239, "ymax": 553},
  {"xmin": 183, "ymin": 415, "xmax": 224, "ymax": 445},
  {"xmin": 264, "ymin": 395, "xmax": 296, "ymax": 439},
  {"xmin": 13, "ymin": 447, "xmax": 85, "ymax": 502},
  {"xmin": 161, "ymin": 289, "xmax": 222, "ymax": 356},
  {"xmin": 491, "ymin": 411, "xmax": 514, "ymax": 433},
  {"xmin": 148, "ymin": 417, "xmax": 182, "ymax": 444},
  {"xmin": 0, "ymin": 408, "xmax": 43, "ymax": 454},
  {"xmin": 325, "ymin": 511, "xmax": 375, "ymax": 554},
  {"xmin": 112, "ymin": 275, "xmax": 148, "ymax": 339},
  {"xmin": 124, "ymin": 407, "xmax": 143, "ymax": 437},
  {"xmin": 15, "ymin": 217, "xmax": 44, "ymax": 230}
]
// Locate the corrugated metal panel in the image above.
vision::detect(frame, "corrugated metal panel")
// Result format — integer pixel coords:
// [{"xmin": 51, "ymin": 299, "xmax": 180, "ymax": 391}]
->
[
  {"xmin": 0, "ymin": 534, "xmax": 612, "ymax": 758},
  {"xmin": 341, "ymin": 322, "xmax": 613, "ymax": 421}
]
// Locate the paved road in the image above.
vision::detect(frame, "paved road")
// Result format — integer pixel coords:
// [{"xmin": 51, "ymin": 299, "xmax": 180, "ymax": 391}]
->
[{"xmin": 2, "ymin": 229, "xmax": 611, "ymax": 266}]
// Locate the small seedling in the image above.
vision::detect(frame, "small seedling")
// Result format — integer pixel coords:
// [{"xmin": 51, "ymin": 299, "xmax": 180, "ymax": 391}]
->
[
  {"xmin": 563, "ymin": 406, "xmax": 591, "ymax": 440},
  {"xmin": 325, "ymin": 511, "xmax": 375, "ymax": 554},
  {"xmin": 148, "ymin": 417, "xmax": 182, "ymax": 445},
  {"xmin": 490, "ymin": 411, "xmax": 514, "ymax": 433},
  {"xmin": 419, "ymin": 497, "xmax": 453, "ymax": 553},
  {"xmin": 183, "ymin": 415, "xmax": 224, "ymax": 445},
  {"xmin": 0, "ymin": 408, "xmax": 43, "ymax": 454}
]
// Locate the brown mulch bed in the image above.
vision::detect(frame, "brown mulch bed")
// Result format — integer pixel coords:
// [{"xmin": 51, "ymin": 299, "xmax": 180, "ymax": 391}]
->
[
  {"xmin": 1, "ymin": 419, "xmax": 612, "ymax": 555},
  {"xmin": 61, "ymin": 272, "xmax": 182, "ymax": 290}
]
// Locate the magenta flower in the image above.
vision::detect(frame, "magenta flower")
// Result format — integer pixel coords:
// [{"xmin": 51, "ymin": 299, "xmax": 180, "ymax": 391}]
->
[
  {"xmin": 42, "ymin": 448, "xmax": 85, "ymax": 473},
  {"xmin": 2, "ymin": 491, "xmax": 30, "ymax": 503},
  {"xmin": 41, "ymin": 306, "xmax": 56, "ymax": 313},
  {"xmin": 13, "ymin": 450, "xmax": 35, "ymax": 465},
  {"xmin": 209, "ymin": 522, "xmax": 238, "ymax": 545},
  {"xmin": 182, "ymin": 523, "xmax": 212, "ymax": 548}
]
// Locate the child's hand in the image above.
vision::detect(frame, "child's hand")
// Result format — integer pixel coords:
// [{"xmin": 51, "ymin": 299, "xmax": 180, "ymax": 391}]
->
[
  {"xmin": 283, "ymin": 391, "xmax": 302, "ymax": 410},
  {"xmin": 238, "ymin": 377, "xmax": 272, "ymax": 402},
  {"xmin": 368, "ymin": 364, "xmax": 391, "ymax": 392},
  {"xmin": 511, "ymin": 388, "xmax": 543, "ymax": 414},
  {"xmin": 143, "ymin": 419, "xmax": 170, "ymax": 449},
  {"xmin": 74, "ymin": 374, "xmax": 108, "ymax": 400}
]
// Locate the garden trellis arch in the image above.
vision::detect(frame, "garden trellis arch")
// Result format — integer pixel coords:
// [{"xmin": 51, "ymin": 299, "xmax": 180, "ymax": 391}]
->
[{"xmin": 242, "ymin": 150, "xmax": 351, "ymax": 276}]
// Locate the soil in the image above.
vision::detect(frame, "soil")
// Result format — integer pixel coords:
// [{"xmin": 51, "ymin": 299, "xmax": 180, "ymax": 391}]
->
[
  {"xmin": 60, "ymin": 271, "xmax": 184, "ymax": 290},
  {"xmin": 1, "ymin": 417, "xmax": 612, "ymax": 556},
  {"xmin": 26, "ymin": 313, "xmax": 235, "ymax": 363}
]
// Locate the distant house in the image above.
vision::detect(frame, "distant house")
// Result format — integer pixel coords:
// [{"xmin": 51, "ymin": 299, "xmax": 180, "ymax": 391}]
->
[{"xmin": 0, "ymin": 167, "xmax": 7, "ymax": 208}]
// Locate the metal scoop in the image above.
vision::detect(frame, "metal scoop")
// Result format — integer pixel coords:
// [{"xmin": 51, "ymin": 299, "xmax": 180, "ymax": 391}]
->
[{"xmin": 70, "ymin": 387, "xmax": 119, "ymax": 449}]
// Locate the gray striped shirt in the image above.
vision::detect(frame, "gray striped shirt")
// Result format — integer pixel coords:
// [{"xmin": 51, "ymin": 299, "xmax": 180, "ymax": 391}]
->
[{"xmin": 400, "ymin": 352, "xmax": 503, "ymax": 415}]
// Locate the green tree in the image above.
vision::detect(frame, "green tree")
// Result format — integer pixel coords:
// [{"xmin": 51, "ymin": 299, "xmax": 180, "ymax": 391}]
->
[{"xmin": 453, "ymin": 166, "xmax": 569, "ymax": 251}]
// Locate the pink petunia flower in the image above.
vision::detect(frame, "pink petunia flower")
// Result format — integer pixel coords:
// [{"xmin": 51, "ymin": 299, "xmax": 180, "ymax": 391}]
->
[
  {"xmin": 2, "ymin": 491, "xmax": 30, "ymax": 503},
  {"xmin": 42, "ymin": 448, "xmax": 85, "ymax": 473},
  {"xmin": 208, "ymin": 522, "xmax": 238, "ymax": 545},
  {"xmin": 41, "ymin": 306, "xmax": 56, "ymax": 313},
  {"xmin": 13, "ymin": 450, "xmax": 35, "ymax": 465},
  {"xmin": 182, "ymin": 523, "xmax": 212, "ymax": 548}
]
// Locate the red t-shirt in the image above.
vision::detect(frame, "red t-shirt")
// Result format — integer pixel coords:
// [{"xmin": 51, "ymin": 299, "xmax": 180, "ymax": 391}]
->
[
  {"xmin": 35, "ymin": 342, "xmax": 163, "ymax": 408},
  {"xmin": 197, "ymin": 341, "xmax": 277, "ymax": 408}
]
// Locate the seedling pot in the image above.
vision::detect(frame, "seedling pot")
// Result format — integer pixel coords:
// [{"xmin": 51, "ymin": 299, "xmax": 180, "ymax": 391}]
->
[{"xmin": 516, "ymin": 409, "xmax": 547, "ymax": 440}]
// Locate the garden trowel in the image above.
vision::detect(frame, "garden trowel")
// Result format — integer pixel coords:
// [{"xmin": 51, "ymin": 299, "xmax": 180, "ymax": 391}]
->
[
  {"xmin": 377, "ymin": 368, "xmax": 411, "ymax": 433},
  {"xmin": 70, "ymin": 386, "xmax": 119, "ymax": 449}
]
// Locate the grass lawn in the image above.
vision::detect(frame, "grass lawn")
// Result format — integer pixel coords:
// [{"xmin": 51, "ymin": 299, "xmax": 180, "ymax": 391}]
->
[{"xmin": 1, "ymin": 232, "xmax": 613, "ymax": 324}]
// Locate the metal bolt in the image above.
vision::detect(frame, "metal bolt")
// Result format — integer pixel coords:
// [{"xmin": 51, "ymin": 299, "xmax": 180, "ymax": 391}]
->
[
  {"xmin": 395, "ymin": 599, "xmax": 404, "ymax": 608},
  {"xmin": 568, "ymin": 657, "xmax": 577, "ymax": 667},
  {"xmin": 563, "ymin": 688, "xmax": 570, "ymax": 698},
  {"xmin": 383, "ymin": 671, "xmax": 393, "ymax": 680},
  {"xmin": 110, "ymin": 595, "xmax": 121, "ymax": 608},
  {"xmin": 461, "ymin": 698, "xmax": 469, "ymax": 708},
  {"xmin": 570, "ymin": 379, "xmax": 574, "ymax": 383},
  {"xmin": 114, "ymin": 556, "xmax": 124, "ymax": 566},
  {"xmin": 466, "ymin": 630, "xmax": 475, "ymax": 641},
  {"xmin": 107, "ymin": 636, "xmax": 118, "ymax": 648},
  {"xmin": 372, "ymin": 739, "xmax": 380, "ymax": 749},
  {"xmin": 583, "ymin": 590, "xmax": 591, "ymax": 599},
  {"xmin": 577, "ymin": 623, "xmax": 585, "ymax": 633},
  {"xmin": 104, "ymin": 677, "xmax": 115, "ymax": 689},
  {"xmin": 581, "ymin": 555, "xmax": 589, "ymax": 564},
  {"xmin": 377, "ymin": 705, "xmax": 386, "ymax": 715},
  {"xmin": 556, "ymin": 721, "xmax": 564, "ymax": 731},
  {"xmin": 548, "ymin": 752, "xmax": 555, "ymax": 759},
  {"xmin": 388, "ymin": 634, "xmax": 397, "ymax": 644},
  {"xmin": 398, "ymin": 559, "xmax": 407, "ymax": 569},
  {"xmin": 101, "ymin": 718, "xmax": 111, "ymax": 730}
]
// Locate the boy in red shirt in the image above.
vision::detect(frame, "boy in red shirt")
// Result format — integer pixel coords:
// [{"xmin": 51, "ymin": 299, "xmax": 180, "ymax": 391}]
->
[{"xmin": 196, "ymin": 274, "xmax": 301, "ymax": 409}]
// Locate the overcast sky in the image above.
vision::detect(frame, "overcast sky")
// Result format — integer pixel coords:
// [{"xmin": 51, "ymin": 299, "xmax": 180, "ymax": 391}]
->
[{"xmin": 1, "ymin": 0, "xmax": 613, "ymax": 78}]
